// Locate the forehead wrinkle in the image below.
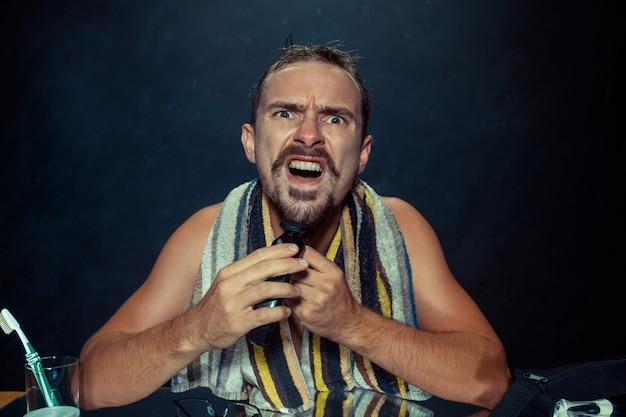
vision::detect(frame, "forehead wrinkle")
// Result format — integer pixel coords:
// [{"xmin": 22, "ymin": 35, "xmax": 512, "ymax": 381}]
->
[
  {"xmin": 265, "ymin": 101, "xmax": 307, "ymax": 112},
  {"xmin": 260, "ymin": 62, "xmax": 362, "ymax": 124}
]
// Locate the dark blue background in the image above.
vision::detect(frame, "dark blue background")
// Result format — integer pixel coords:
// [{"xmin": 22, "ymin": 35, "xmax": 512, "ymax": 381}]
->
[{"xmin": 1, "ymin": 0, "xmax": 624, "ymax": 391}]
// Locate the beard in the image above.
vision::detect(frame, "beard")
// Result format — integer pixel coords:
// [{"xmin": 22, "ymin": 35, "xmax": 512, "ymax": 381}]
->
[
  {"xmin": 267, "ymin": 145, "xmax": 341, "ymax": 231},
  {"xmin": 279, "ymin": 187, "xmax": 337, "ymax": 233}
]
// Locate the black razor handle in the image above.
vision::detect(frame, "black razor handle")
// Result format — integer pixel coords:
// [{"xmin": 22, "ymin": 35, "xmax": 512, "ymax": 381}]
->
[{"xmin": 248, "ymin": 220, "xmax": 307, "ymax": 346}]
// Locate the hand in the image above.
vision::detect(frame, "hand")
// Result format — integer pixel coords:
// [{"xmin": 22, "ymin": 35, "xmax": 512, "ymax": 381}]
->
[
  {"xmin": 191, "ymin": 243, "xmax": 308, "ymax": 350},
  {"xmin": 287, "ymin": 246, "xmax": 362, "ymax": 341}
]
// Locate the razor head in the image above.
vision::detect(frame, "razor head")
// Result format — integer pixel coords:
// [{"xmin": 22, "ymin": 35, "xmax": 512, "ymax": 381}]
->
[{"xmin": 279, "ymin": 220, "xmax": 307, "ymax": 233}]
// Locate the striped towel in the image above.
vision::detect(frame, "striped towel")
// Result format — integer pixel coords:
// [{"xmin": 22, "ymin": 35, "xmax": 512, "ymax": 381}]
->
[
  {"xmin": 172, "ymin": 179, "xmax": 430, "ymax": 413},
  {"xmin": 314, "ymin": 389, "xmax": 434, "ymax": 417}
]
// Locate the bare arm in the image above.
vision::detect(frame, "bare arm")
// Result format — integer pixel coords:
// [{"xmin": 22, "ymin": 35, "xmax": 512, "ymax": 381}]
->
[
  {"xmin": 290, "ymin": 197, "xmax": 511, "ymax": 410},
  {"xmin": 79, "ymin": 204, "xmax": 307, "ymax": 410}
]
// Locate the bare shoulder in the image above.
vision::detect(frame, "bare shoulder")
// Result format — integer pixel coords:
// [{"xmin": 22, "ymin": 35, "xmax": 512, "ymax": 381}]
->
[
  {"xmin": 380, "ymin": 196, "xmax": 448, "ymax": 272},
  {"xmin": 382, "ymin": 197, "xmax": 497, "ymax": 336},
  {"xmin": 184, "ymin": 202, "xmax": 224, "ymax": 226},
  {"xmin": 153, "ymin": 202, "xmax": 224, "ymax": 266},
  {"xmin": 380, "ymin": 196, "xmax": 451, "ymax": 274},
  {"xmin": 96, "ymin": 202, "xmax": 224, "ymax": 333},
  {"xmin": 381, "ymin": 196, "xmax": 433, "ymax": 237},
  {"xmin": 175, "ymin": 203, "xmax": 224, "ymax": 241},
  {"xmin": 148, "ymin": 202, "xmax": 224, "ymax": 287}
]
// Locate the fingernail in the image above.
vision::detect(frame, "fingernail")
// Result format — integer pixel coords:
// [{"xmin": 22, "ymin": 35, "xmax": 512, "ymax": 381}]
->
[
  {"xmin": 298, "ymin": 259, "xmax": 308, "ymax": 267},
  {"xmin": 288, "ymin": 243, "xmax": 299, "ymax": 251}
]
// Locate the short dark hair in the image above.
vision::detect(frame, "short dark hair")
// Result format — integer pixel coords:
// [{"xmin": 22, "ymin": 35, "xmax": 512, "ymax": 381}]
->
[{"xmin": 249, "ymin": 44, "xmax": 371, "ymax": 138}]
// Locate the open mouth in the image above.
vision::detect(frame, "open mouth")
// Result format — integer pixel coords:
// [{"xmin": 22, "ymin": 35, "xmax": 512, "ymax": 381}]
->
[{"xmin": 288, "ymin": 160, "xmax": 323, "ymax": 179}]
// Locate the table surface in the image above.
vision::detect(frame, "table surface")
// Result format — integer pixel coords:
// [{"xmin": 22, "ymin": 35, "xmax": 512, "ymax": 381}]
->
[
  {"xmin": 0, "ymin": 388, "xmax": 486, "ymax": 417},
  {"xmin": 0, "ymin": 393, "xmax": 23, "ymax": 410}
]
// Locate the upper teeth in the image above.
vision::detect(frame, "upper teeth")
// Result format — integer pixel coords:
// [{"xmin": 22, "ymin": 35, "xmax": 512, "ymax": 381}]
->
[{"xmin": 289, "ymin": 160, "xmax": 322, "ymax": 172}]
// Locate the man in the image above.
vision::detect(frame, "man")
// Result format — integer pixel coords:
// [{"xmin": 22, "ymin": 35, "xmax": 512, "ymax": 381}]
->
[{"xmin": 79, "ymin": 44, "xmax": 511, "ymax": 413}]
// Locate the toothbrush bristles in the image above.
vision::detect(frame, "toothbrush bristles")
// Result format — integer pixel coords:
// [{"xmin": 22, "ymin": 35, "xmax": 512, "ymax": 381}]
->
[{"xmin": 0, "ymin": 311, "xmax": 15, "ymax": 335}]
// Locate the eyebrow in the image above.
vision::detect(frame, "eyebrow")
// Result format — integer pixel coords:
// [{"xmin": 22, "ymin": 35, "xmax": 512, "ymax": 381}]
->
[
  {"xmin": 320, "ymin": 106, "xmax": 356, "ymax": 122},
  {"xmin": 266, "ymin": 101, "xmax": 306, "ymax": 113},
  {"xmin": 265, "ymin": 101, "xmax": 357, "ymax": 122}
]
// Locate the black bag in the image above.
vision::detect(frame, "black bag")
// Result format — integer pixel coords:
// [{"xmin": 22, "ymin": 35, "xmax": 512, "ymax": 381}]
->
[{"xmin": 490, "ymin": 356, "xmax": 626, "ymax": 417}]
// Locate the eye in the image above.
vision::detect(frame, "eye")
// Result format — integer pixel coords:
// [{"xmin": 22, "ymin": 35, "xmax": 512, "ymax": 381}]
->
[
  {"xmin": 326, "ymin": 115, "xmax": 345, "ymax": 125},
  {"xmin": 275, "ymin": 110, "xmax": 293, "ymax": 119}
]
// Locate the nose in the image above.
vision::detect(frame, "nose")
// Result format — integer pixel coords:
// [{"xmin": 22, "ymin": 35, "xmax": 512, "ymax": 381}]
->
[{"xmin": 294, "ymin": 115, "xmax": 324, "ymax": 147}]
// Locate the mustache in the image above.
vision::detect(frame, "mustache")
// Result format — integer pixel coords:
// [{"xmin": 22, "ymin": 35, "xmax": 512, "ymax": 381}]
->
[{"xmin": 271, "ymin": 145, "xmax": 340, "ymax": 178}]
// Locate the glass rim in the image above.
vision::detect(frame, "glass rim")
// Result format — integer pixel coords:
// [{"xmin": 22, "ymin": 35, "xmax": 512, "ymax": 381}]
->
[{"xmin": 25, "ymin": 355, "xmax": 79, "ymax": 371}]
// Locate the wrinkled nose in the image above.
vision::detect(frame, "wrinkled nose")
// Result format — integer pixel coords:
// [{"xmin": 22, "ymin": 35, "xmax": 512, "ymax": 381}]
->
[{"xmin": 294, "ymin": 116, "xmax": 324, "ymax": 147}]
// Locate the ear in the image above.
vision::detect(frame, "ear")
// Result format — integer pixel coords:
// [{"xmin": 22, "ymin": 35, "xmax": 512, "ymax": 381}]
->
[
  {"xmin": 358, "ymin": 134, "xmax": 373, "ymax": 174},
  {"xmin": 241, "ymin": 123, "xmax": 256, "ymax": 163}
]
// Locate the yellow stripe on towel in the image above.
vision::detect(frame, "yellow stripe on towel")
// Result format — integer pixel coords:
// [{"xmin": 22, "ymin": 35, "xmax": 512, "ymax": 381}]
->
[
  {"xmin": 376, "ymin": 269, "xmax": 392, "ymax": 318},
  {"xmin": 252, "ymin": 344, "xmax": 285, "ymax": 410},
  {"xmin": 314, "ymin": 391, "xmax": 329, "ymax": 417},
  {"xmin": 312, "ymin": 333, "xmax": 329, "ymax": 391},
  {"xmin": 261, "ymin": 194, "xmax": 274, "ymax": 244},
  {"xmin": 279, "ymin": 321, "xmax": 309, "ymax": 402},
  {"xmin": 396, "ymin": 376, "xmax": 408, "ymax": 397}
]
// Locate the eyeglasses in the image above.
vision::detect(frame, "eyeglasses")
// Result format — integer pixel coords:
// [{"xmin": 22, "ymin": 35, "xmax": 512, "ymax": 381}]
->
[{"xmin": 173, "ymin": 398, "xmax": 262, "ymax": 417}]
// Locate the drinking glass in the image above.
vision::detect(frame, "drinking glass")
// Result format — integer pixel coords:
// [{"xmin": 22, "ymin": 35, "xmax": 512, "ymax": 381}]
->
[{"xmin": 25, "ymin": 355, "xmax": 80, "ymax": 417}]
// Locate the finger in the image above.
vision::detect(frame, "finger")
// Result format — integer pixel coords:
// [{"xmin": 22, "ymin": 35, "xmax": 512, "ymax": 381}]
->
[
  {"xmin": 219, "ymin": 243, "xmax": 303, "ymax": 278},
  {"xmin": 243, "ymin": 257, "xmax": 309, "ymax": 287},
  {"xmin": 237, "ymin": 243, "xmax": 302, "ymax": 274},
  {"xmin": 300, "ymin": 246, "xmax": 338, "ymax": 273},
  {"xmin": 249, "ymin": 304, "xmax": 293, "ymax": 328},
  {"xmin": 211, "ymin": 257, "xmax": 307, "ymax": 320},
  {"xmin": 245, "ymin": 279, "xmax": 302, "ymax": 307},
  {"xmin": 290, "ymin": 266, "xmax": 315, "ymax": 288},
  {"xmin": 289, "ymin": 269, "xmax": 319, "ymax": 305}
]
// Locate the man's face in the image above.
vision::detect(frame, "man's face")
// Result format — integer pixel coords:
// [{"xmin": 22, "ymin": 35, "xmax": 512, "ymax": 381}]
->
[{"xmin": 241, "ymin": 61, "xmax": 372, "ymax": 228}]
